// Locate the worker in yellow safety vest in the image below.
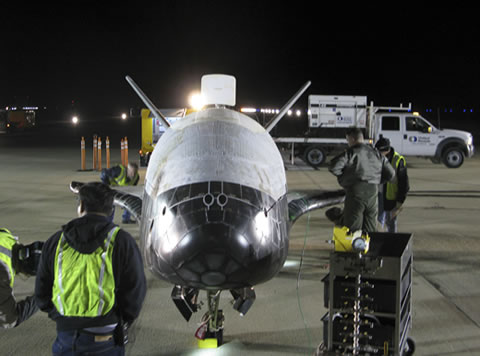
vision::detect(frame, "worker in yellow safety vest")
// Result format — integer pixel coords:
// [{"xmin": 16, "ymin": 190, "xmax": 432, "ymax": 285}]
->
[
  {"xmin": 35, "ymin": 182, "xmax": 146, "ymax": 355},
  {"xmin": 100, "ymin": 163, "xmax": 139, "ymax": 224},
  {"xmin": 0, "ymin": 227, "xmax": 43, "ymax": 328},
  {"xmin": 375, "ymin": 138, "xmax": 410, "ymax": 233}
]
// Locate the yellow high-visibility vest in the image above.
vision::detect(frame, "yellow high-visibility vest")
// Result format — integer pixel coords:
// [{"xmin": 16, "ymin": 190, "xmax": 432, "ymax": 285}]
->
[
  {"xmin": 386, "ymin": 152, "xmax": 406, "ymax": 201},
  {"xmin": 110, "ymin": 165, "xmax": 138, "ymax": 187},
  {"xmin": 0, "ymin": 228, "xmax": 17, "ymax": 288},
  {"xmin": 52, "ymin": 227, "xmax": 119, "ymax": 317}
]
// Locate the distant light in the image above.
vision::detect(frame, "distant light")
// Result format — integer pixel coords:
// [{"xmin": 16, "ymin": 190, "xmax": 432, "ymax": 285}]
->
[
  {"xmin": 296, "ymin": 110, "xmax": 301, "ymax": 117},
  {"xmin": 72, "ymin": 116, "xmax": 79, "ymax": 124},
  {"xmin": 189, "ymin": 92, "xmax": 205, "ymax": 110},
  {"xmin": 241, "ymin": 108, "xmax": 257, "ymax": 113},
  {"xmin": 287, "ymin": 110, "xmax": 292, "ymax": 116},
  {"xmin": 121, "ymin": 113, "xmax": 127, "ymax": 120},
  {"xmin": 413, "ymin": 112, "xmax": 420, "ymax": 116}
]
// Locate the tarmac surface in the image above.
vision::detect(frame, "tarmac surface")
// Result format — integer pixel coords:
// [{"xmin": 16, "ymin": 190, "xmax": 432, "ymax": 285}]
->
[{"xmin": 1, "ymin": 127, "xmax": 480, "ymax": 355}]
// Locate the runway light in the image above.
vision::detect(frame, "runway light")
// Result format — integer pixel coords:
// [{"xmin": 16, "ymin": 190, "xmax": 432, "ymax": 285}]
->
[
  {"xmin": 241, "ymin": 108, "xmax": 257, "ymax": 113},
  {"xmin": 72, "ymin": 116, "xmax": 79, "ymax": 125},
  {"xmin": 287, "ymin": 110, "xmax": 292, "ymax": 116},
  {"xmin": 189, "ymin": 92, "xmax": 205, "ymax": 110},
  {"xmin": 296, "ymin": 110, "xmax": 301, "ymax": 117},
  {"xmin": 121, "ymin": 113, "xmax": 127, "ymax": 120}
]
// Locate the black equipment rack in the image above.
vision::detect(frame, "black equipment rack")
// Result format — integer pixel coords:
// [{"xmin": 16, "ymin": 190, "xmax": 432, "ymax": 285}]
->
[{"xmin": 318, "ymin": 232, "xmax": 415, "ymax": 356}]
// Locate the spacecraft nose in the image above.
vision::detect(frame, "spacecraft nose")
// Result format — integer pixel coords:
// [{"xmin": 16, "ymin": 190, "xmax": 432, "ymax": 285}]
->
[
  {"xmin": 166, "ymin": 211, "xmax": 258, "ymax": 289},
  {"xmin": 146, "ymin": 181, "xmax": 288, "ymax": 290}
]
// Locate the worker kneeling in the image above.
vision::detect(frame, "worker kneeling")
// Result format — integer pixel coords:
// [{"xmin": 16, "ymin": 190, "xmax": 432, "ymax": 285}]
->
[{"xmin": 0, "ymin": 227, "xmax": 43, "ymax": 328}]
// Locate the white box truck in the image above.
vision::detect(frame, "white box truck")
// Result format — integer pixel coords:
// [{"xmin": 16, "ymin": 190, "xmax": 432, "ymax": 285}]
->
[{"xmin": 272, "ymin": 95, "xmax": 474, "ymax": 168}]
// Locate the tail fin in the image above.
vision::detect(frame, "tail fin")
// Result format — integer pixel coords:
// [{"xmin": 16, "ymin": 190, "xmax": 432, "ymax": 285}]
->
[
  {"xmin": 125, "ymin": 75, "xmax": 170, "ymax": 129},
  {"xmin": 265, "ymin": 81, "xmax": 311, "ymax": 132}
]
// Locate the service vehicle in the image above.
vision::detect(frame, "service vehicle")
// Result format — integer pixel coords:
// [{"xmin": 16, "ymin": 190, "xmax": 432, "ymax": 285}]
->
[
  {"xmin": 0, "ymin": 108, "xmax": 36, "ymax": 132},
  {"xmin": 270, "ymin": 95, "xmax": 474, "ymax": 168},
  {"xmin": 139, "ymin": 108, "xmax": 190, "ymax": 166}
]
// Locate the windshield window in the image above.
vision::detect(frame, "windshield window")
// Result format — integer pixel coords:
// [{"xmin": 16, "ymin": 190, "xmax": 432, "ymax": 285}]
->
[{"xmin": 406, "ymin": 116, "xmax": 434, "ymax": 132}]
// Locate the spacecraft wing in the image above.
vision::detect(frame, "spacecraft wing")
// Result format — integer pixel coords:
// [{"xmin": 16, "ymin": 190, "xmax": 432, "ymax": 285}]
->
[
  {"xmin": 287, "ymin": 189, "xmax": 345, "ymax": 225},
  {"xmin": 112, "ymin": 189, "xmax": 143, "ymax": 223}
]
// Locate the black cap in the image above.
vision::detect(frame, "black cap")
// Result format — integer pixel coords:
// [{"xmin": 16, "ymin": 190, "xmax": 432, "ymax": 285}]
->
[{"xmin": 375, "ymin": 137, "xmax": 391, "ymax": 152}]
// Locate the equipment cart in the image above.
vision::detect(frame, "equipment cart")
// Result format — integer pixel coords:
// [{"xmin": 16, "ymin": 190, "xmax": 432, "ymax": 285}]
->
[{"xmin": 318, "ymin": 232, "xmax": 415, "ymax": 356}]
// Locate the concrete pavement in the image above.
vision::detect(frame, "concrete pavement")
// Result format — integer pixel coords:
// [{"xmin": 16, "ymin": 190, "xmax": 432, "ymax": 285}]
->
[{"xmin": 1, "ymin": 134, "xmax": 479, "ymax": 355}]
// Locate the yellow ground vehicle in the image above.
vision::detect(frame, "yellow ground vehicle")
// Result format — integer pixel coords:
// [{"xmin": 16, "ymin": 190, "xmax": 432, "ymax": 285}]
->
[{"xmin": 139, "ymin": 108, "xmax": 191, "ymax": 166}]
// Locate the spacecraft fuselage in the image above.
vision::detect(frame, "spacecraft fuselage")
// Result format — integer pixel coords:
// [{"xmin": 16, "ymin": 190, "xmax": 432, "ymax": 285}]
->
[{"xmin": 140, "ymin": 107, "xmax": 289, "ymax": 290}]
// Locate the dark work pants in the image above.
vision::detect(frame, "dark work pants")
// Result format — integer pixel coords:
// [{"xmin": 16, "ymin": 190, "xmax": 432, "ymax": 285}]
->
[
  {"xmin": 342, "ymin": 182, "xmax": 378, "ymax": 233},
  {"xmin": 53, "ymin": 330, "xmax": 124, "ymax": 356},
  {"xmin": 15, "ymin": 295, "xmax": 38, "ymax": 327}
]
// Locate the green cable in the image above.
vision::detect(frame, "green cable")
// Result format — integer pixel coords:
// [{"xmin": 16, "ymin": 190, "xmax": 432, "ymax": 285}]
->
[{"xmin": 296, "ymin": 212, "xmax": 313, "ymax": 353}]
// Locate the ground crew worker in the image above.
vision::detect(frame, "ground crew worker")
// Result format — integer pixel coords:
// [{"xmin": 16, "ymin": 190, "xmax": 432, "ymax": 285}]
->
[
  {"xmin": 328, "ymin": 127, "xmax": 395, "ymax": 233},
  {"xmin": 100, "ymin": 162, "xmax": 139, "ymax": 224},
  {"xmin": 375, "ymin": 137, "xmax": 410, "ymax": 233},
  {"xmin": 35, "ymin": 182, "xmax": 146, "ymax": 356},
  {"xmin": 0, "ymin": 227, "xmax": 43, "ymax": 328}
]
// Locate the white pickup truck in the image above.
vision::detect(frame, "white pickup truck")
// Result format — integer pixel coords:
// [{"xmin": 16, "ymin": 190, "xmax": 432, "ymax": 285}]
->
[{"xmin": 272, "ymin": 95, "xmax": 474, "ymax": 168}]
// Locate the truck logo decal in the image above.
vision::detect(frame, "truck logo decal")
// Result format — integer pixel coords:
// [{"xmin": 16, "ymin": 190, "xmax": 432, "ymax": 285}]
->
[{"xmin": 409, "ymin": 136, "xmax": 431, "ymax": 143}]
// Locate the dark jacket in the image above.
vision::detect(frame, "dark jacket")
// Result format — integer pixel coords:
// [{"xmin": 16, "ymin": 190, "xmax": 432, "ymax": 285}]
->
[
  {"xmin": 329, "ymin": 143, "xmax": 395, "ymax": 189},
  {"xmin": 35, "ymin": 214, "xmax": 146, "ymax": 331}
]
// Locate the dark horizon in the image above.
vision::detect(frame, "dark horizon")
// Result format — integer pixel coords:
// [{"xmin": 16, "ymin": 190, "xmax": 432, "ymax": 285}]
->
[{"xmin": 2, "ymin": 3, "xmax": 479, "ymax": 118}]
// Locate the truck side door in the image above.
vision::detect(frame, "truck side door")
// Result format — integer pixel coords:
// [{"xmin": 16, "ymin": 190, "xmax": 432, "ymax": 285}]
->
[
  {"xmin": 402, "ymin": 115, "xmax": 437, "ymax": 156},
  {"xmin": 377, "ymin": 115, "xmax": 404, "ymax": 154}
]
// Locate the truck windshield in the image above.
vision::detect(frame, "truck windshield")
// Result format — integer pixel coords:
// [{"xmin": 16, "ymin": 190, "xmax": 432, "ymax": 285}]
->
[{"xmin": 406, "ymin": 116, "xmax": 435, "ymax": 133}]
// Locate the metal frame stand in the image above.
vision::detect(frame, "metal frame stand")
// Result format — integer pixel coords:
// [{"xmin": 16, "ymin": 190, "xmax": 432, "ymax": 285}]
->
[{"xmin": 318, "ymin": 232, "xmax": 415, "ymax": 356}]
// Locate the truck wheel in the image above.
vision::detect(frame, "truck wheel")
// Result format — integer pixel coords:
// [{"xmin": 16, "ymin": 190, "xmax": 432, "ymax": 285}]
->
[
  {"xmin": 442, "ymin": 147, "xmax": 464, "ymax": 168},
  {"xmin": 304, "ymin": 146, "xmax": 326, "ymax": 167},
  {"xmin": 403, "ymin": 337, "xmax": 415, "ymax": 355}
]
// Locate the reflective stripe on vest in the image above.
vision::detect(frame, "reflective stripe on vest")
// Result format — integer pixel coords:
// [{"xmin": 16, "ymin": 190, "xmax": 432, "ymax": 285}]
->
[
  {"xmin": 386, "ymin": 152, "xmax": 406, "ymax": 201},
  {"xmin": 52, "ymin": 226, "xmax": 119, "ymax": 317},
  {"xmin": 0, "ymin": 229, "xmax": 18, "ymax": 288}
]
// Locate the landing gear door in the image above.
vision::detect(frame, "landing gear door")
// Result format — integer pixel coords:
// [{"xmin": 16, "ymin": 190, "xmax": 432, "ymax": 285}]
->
[
  {"xmin": 377, "ymin": 115, "xmax": 404, "ymax": 154},
  {"xmin": 402, "ymin": 115, "xmax": 437, "ymax": 156}
]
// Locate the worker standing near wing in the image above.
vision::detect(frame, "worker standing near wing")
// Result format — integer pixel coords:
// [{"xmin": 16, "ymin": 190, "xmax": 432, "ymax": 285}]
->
[
  {"xmin": 35, "ymin": 182, "xmax": 146, "ymax": 356},
  {"xmin": 0, "ymin": 227, "xmax": 43, "ymax": 328},
  {"xmin": 375, "ymin": 137, "xmax": 409, "ymax": 233},
  {"xmin": 100, "ymin": 162, "xmax": 139, "ymax": 224},
  {"xmin": 328, "ymin": 127, "xmax": 395, "ymax": 233}
]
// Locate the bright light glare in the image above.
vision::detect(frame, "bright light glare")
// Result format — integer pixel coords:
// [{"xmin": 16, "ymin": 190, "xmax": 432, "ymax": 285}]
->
[
  {"xmin": 254, "ymin": 209, "xmax": 270, "ymax": 244},
  {"xmin": 241, "ymin": 108, "xmax": 257, "ymax": 113},
  {"xmin": 121, "ymin": 113, "xmax": 127, "ymax": 120},
  {"xmin": 72, "ymin": 116, "xmax": 79, "ymax": 124},
  {"xmin": 189, "ymin": 92, "xmax": 205, "ymax": 110},
  {"xmin": 296, "ymin": 110, "xmax": 301, "ymax": 117}
]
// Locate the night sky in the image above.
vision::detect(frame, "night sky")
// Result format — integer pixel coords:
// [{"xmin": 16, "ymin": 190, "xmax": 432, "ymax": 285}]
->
[{"xmin": 1, "ymin": 3, "xmax": 479, "ymax": 118}]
